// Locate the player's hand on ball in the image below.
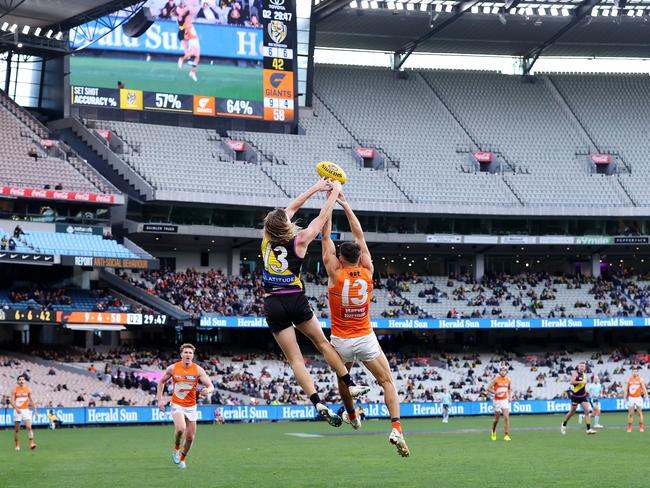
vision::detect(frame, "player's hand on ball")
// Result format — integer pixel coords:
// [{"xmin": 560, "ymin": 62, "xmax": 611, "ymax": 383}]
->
[
  {"xmin": 330, "ymin": 179, "xmax": 342, "ymax": 192},
  {"xmin": 314, "ymin": 178, "xmax": 332, "ymax": 193}
]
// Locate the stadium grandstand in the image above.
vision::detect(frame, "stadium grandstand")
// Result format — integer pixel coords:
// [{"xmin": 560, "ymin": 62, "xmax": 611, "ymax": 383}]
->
[{"xmin": 3, "ymin": 0, "xmax": 650, "ymax": 485}]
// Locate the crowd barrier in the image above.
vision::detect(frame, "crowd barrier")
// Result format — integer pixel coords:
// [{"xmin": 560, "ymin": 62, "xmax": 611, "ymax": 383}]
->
[{"xmin": 1, "ymin": 398, "xmax": 643, "ymax": 427}]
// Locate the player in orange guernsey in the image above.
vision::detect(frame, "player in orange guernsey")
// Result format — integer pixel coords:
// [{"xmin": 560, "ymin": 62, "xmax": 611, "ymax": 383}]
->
[
  {"xmin": 487, "ymin": 367, "xmax": 512, "ymax": 441},
  {"xmin": 321, "ymin": 191, "xmax": 409, "ymax": 457},
  {"xmin": 623, "ymin": 367, "xmax": 648, "ymax": 433},
  {"xmin": 11, "ymin": 374, "xmax": 37, "ymax": 451},
  {"xmin": 156, "ymin": 343, "xmax": 214, "ymax": 469}
]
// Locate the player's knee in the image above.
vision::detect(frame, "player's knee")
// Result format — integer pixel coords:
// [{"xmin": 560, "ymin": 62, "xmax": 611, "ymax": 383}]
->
[{"xmin": 186, "ymin": 433, "xmax": 195, "ymax": 443}]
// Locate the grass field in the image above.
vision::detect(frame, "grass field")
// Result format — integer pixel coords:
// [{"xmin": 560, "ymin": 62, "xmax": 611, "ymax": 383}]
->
[
  {"xmin": 3, "ymin": 413, "xmax": 648, "ymax": 487},
  {"xmin": 69, "ymin": 56, "xmax": 262, "ymax": 101}
]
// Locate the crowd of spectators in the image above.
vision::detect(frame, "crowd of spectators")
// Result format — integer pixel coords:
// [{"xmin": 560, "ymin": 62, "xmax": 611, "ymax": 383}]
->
[
  {"xmin": 155, "ymin": 0, "xmax": 262, "ymax": 28},
  {"xmin": 444, "ymin": 272, "xmax": 642, "ymax": 319},
  {"xmin": 15, "ymin": 343, "xmax": 650, "ymax": 407},
  {"xmin": 8, "ymin": 288, "xmax": 72, "ymax": 310},
  {"xmin": 126, "ymin": 268, "xmax": 265, "ymax": 317}
]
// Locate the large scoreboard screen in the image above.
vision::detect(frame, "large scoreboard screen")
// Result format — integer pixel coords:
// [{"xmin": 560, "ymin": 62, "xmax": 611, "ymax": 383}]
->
[{"xmin": 68, "ymin": 0, "xmax": 297, "ymax": 123}]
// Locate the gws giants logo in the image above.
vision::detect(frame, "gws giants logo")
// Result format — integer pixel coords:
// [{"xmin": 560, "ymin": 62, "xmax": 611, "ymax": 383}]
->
[{"xmin": 268, "ymin": 20, "xmax": 287, "ymax": 44}]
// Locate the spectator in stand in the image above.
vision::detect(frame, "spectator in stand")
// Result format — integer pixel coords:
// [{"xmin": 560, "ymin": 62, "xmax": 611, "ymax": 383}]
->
[
  {"xmin": 28, "ymin": 147, "xmax": 39, "ymax": 161},
  {"xmin": 197, "ymin": 1, "xmax": 220, "ymax": 22},
  {"xmin": 54, "ymin": 183, "xmax": 63, "ymax": 190},
  {"xmin": 227, "ymin": 2, "xmax": 244, "ymax": 25},
  {"xmin": 159, "ymin": 0, "xmax": 177, "ymax": 18},
  {"xmin": 13, "ymin": 225, "xmax": 24, "ymax": 238},
  {"xmin": 8, "ymin": 238, "xmax": 16, "ymax": 251},
  {"xmin": 0, "ymin": 237, "xmax": 6, "ymax": 250}
]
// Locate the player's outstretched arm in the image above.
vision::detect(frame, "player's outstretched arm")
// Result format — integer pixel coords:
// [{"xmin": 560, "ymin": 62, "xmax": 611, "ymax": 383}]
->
[
  {"xmin": 156, "ymin": 366, "xmax": 174, "ymax": 411},
  {"xmin": 338, "ymin": 192, "xmax": 373, "ymax": 273},
  {"xmin": 321, "ymin": 213, "xmax": 340, "ymax": 280},
  {"xmin": 285, "ymin": 178, "xmax": 332, "ymax": 220},
  {"xmin": 10, "ymin": 390, "xmax": 16, "ymax": 410},
  {"xmin": 296, "ymin": 181, "xmax": 342, "ymax": 253},
  {"xmin": 198, "ymin": 367, "xmax": 215, "ymax": 399}
]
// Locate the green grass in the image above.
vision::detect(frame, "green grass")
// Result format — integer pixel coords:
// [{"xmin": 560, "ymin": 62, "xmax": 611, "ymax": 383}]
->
[
  {"xmin": 69, "ymin": 56, "xmax": 262, "ymax": 101},
  {"xmin": 3, "ymin": 413, "xmax": 647, "ymax": 488}
]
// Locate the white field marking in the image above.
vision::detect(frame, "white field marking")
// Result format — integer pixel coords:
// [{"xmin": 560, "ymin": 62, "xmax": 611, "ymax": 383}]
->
[{"xmin": 285, "ymin": 433, "xmax": 324, "ymax": 438}]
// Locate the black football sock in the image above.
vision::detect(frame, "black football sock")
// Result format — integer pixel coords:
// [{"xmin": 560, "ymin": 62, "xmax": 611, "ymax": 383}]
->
[
  {"xmin": 309, "ymin": 393, "xmax": 321, "ymax": 407},
  {"xmin": 340, "ymin": 373, "xmax": 355, "ymax": 387}
]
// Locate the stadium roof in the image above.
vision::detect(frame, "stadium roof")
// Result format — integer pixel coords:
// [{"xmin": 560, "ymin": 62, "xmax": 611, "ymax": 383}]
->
[
  {"xmin": 0, "ymin": 0, "xmax": 139, "ymax": 29},
  {"xmin": 315, "ymin": 0, "xmax": 650, "ymax": 58}
]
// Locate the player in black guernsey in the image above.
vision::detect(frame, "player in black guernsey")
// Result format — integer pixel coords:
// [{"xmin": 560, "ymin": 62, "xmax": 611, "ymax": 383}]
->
[
  {"xmin": 261, "ymin": 178, "xmax": 368, "ymax": 427},
  {"xmin": 561, "ymin": 362, "xmax": 597, "ymax": 435}
]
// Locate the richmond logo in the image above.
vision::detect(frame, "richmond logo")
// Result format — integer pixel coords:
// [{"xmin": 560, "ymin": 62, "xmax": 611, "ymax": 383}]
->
[
  {"xmin": 126, "ymin": 92, "xmax": 137, "ymax": 106},
  {"xmin": 268, "ymin": 20, "xmax": 287, "ymax": 44}
]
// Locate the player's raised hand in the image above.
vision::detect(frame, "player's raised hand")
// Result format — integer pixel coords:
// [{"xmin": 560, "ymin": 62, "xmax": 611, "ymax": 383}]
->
[
  {"xmin": 314, "ymin": 178, "xmax": 333, "ymax": 193},
  {"xmin": 337, "ymin": 191, "xmax": 348, "ymax": 207}
]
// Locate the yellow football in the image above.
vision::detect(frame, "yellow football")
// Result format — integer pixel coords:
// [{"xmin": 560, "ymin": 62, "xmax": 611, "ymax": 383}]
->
[{"xmin": 316, "ymin": 161, "xmax": 347, "ymax": 184}]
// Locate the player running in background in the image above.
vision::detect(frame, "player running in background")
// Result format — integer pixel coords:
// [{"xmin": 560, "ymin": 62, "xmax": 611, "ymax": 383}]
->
[
  {"xmin": 584, "ymin": 375, "xmax": 604, "ymax": 428},
  {"xmin": 11, "ymin": 374, "xmax": 37, "ymax": 451},
  {"xmin": 624, "ymin": 367, "xmax": 648, "ymax": 433},
  {"xmin": 261, "ymin": 179, "xmax": 368, "ymax": 428},
  {"xmin": 321, "ymin": 191, "xmax": 409, "ymax": 457},
  {"xmin": 441, "ymin": 388, "xmax": 451, "ymax": 424},
  {"xmin": 156, "ymin": 343, "xmax": 214, "ymax": 469},
  {"xmin": 561, "ymin": 362, "xmax": 597, "ymax": 435},
  {"xmin": 487, "ymin": 367, "xmax": 511, "ymax": 441}
]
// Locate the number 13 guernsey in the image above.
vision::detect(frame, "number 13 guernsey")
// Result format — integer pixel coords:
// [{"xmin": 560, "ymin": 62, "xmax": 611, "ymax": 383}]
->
[{"xmin": 329, "ymin": 267, "xmax": 373, "ymax": 338}]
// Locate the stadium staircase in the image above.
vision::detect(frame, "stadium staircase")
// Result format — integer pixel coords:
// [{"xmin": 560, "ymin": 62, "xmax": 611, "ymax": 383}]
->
[
  {"xmin": 98, "ymin": 270, "xmax": 192, "ymax": 322},
  {"xmin": 48, "ymin": 118, "xmax": 154, "ymax": 200}
]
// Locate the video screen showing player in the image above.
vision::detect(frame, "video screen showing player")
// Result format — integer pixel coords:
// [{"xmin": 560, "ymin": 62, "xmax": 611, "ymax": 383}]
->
[{"xmin": 69, "ymin": 0, "xmax": 263, "ymax": 103}]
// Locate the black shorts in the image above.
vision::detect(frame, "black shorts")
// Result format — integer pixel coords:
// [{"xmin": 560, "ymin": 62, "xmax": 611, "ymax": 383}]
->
[
  {"xmin": 264, "ymin": 292, "xmax": 314, "ymax": 333},
  {"xmin": 570, "ymin": 394, "xmax": 588, "ymax": 405}
]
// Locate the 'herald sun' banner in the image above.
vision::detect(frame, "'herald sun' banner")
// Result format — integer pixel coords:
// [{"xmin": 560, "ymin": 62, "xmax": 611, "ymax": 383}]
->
[
  {"xmin": 0, "ymin": 399, "xmax": 641, "ymax": 427},
  {"xmin": 199, "ymin": 316, "xmax": 650, "ymax": 329}
]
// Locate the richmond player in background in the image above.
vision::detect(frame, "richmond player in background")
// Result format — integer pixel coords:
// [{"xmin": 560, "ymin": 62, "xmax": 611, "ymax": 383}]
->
[
  {"xmin": 156, "ymin": 343, "xmax": 214, "ymax": 469},
  {"xmin": 261, "ymin": 179, "xmax": 368, "ymax": 428},
  {"xmin": 11, "ymin": 374, "xmax": 37, "ymax": 451},
  {"xmin": 561, "ymin": 362, "xmax": 597, "ymax": 435},
  {"xmin": 321, "ymin": 191, "xmax": 409, "ymax": 457},
  {"xmin": 487, "ymin": 367, "xmax": 511, "ymax": 441},
  {"xmin": 623, "ymin": 367, "xmax": 648, "ymax": 433}
]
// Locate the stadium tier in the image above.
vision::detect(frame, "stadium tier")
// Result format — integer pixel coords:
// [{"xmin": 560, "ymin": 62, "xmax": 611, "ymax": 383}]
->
[
  {"xmin": 0, "ymin": 92, "xmax": 114, "ymax": 195},
  {"xmin": 125, "ymin": 269, "xmax": 645, "ymax": 319},
  {"xmin": 548, "ymin": 73, "xmax": 650, "ymax": 205},
  {"xmin": 0, "ymin": 354, "xmax": 154, "ymax": 408},
  {"xmin": 0, "ymin": 288, "xmax": 138, "ymax": 313},
  {"xmin": 0, "ymin": 226, "xmax": 139, "ymax": 258},
  {"xmin": 89, "ymin": 120, "xmax": 286, "ymax": 198},
  {"xmin": 22, "ymin": 232, "xmax": 139, "ymax": 259},
  {"xmin": 4, "ymin": 349, "xmax": 648, "ymax": 406},
  {"xmin": 78, "ymin": 68, "xmax": 650, "ymax": 212}
]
